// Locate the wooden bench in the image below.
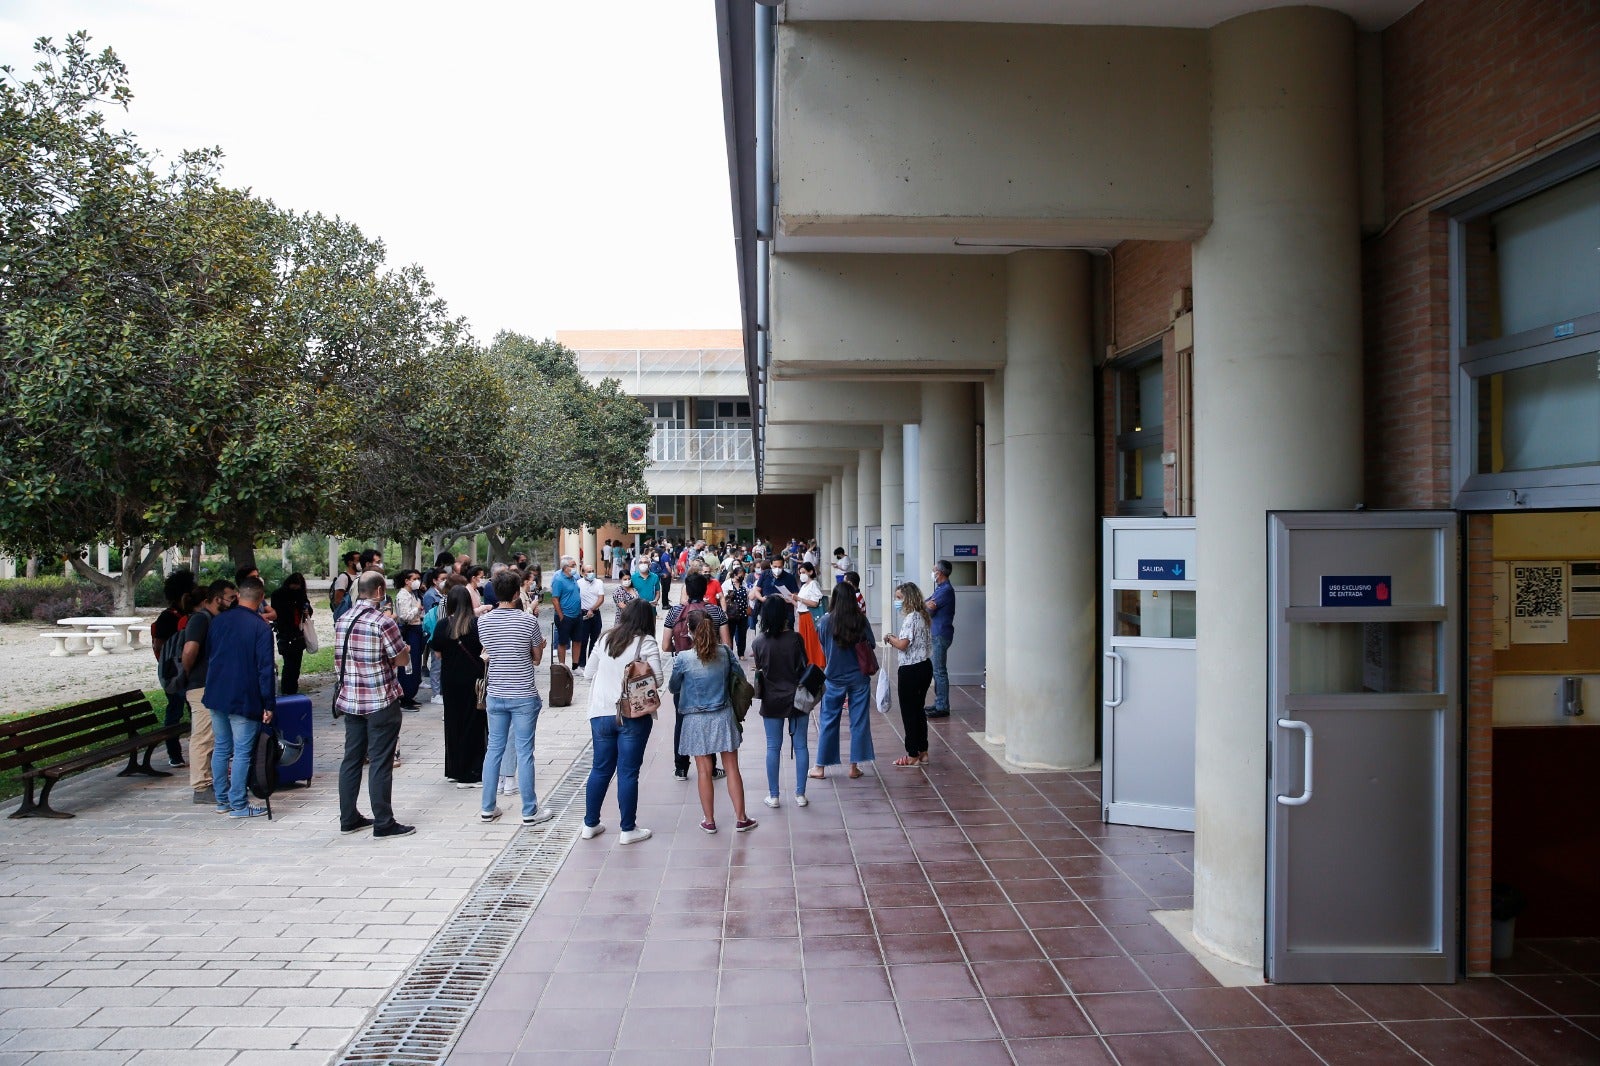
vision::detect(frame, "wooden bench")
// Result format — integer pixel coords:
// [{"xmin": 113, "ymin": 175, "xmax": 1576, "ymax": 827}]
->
[{"xmin": 2, "ymin": 690, "xmax": 188, "ymax": 819}]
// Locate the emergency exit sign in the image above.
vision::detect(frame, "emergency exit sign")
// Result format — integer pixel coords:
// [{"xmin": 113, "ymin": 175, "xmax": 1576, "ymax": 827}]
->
[{"xmin": 1321, "ymin": 575, "xmax": 1392, "ymax": 606}]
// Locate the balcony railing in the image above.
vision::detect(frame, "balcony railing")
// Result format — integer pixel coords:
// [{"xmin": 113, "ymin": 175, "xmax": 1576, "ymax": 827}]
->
[{"xmin": 650, "ymin": 428, "xmax": 755, "ymax": 471}]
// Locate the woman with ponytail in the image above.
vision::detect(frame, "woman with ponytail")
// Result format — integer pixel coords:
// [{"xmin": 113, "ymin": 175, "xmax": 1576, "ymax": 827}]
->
[{"xmin": 668, "ymin": 609, "xmax": 756, "ymax": 835}]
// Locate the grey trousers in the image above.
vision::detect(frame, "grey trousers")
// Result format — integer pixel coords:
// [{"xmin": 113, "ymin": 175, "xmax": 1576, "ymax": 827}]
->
[{"xmin": 339, "ymin": 701, "xmax": 403, "ymax": 830}]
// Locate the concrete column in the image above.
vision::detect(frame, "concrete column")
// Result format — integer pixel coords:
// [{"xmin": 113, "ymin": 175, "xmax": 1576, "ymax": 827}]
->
[
  {"xmin": 841, "ymin": 462, "xmax": 859, "ymax": 560},
  {"xmin": 1002, "ymin": 251, "xmax": 1097, "ymax": 769},
  {"xmin": 328, "ymin": 536, "xmax": 340, "ymax": 580},
  {"xmin": 1191, "ymin": 6, "xmax": 1363, "ymax": 969},
  {"xmin": 828, "ymin": 474, "xmax": 845, "ymax": 561},
  {"xmin": 0, "ymin": 555, "xmax": 14, "ymax": 581},
  {"xmin": 983, "ymin": 372, "xmax": 1008, "ymax": 745},
  {"xmin": 582, "ymin": 526, "xmax": 598, "ymax": 569},
  {"xmin": 917, "ymin": 383, "xmax": 976, "ymax": 585},
  {"xmin": 857, "ymin": 447, "xmax": 882, "ymax": 619},
  {"xmin": 97, "ymin": 544, "xmax": 110, "ymax": 574},
  {"xmin": 880, "ymin": 428, "xmax": 905, "ymax": 628},
  {"xmin": 818, "ymin": 483, "xmax": 831, "ymax": 553},
  {"xmin": 903, "ymin": 424, "xmax": 922, "ymax": 586}
]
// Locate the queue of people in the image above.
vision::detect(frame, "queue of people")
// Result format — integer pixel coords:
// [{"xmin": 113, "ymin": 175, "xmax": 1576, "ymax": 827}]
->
[{"xmin": 147, "ymin": 534, "xmax": 959, "ymax": 843}]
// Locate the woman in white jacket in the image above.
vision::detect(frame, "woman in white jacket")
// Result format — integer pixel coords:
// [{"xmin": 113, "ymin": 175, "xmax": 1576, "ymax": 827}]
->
[{"xmin": 581, "ymin": 597, "xmax": 664, "ymax": 844}]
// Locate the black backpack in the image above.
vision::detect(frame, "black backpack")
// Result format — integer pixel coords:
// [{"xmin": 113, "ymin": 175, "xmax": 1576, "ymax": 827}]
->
[
  {"xmin": 158, "ymin": 614, "xmax": 188, "ymax": 697},
  {"xmin": 247, "ymin": 726, "xmax": 284, "ymax": 819},
  {"xmin": 548, "ymin": 662, "xmax": 574, "ymax": 708}
]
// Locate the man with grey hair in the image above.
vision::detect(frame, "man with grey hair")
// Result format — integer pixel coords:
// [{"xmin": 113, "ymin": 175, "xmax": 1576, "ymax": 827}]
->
[
  {"xmin": 333, "ymin": 570, "xmax": 414, "ymax": 838},
  {"xmin": 549, "ymin": 554, "xmax": 583, "ymax": 668}
]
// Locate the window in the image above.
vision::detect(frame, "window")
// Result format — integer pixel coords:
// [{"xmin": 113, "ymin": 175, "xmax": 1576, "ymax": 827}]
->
[
  {"xmin": 1115, "ymin": 344, "xmax": 1165, "ymax": 516},
  {"xmin": 1453, "ymin": 145, "xmax": 1600, "ymax": 509}
]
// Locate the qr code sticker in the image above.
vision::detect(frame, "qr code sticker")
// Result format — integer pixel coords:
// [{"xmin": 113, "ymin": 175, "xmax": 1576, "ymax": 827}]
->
[{"xmin": 1513, "ymin": 565, "xmax": 1565, "ymax": 619}]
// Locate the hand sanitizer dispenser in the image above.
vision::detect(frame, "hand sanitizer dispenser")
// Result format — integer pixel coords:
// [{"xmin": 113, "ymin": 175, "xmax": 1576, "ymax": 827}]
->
[{"xmin": 1560, "ymin": 677, "xmax": 1584, "ymax": 717}]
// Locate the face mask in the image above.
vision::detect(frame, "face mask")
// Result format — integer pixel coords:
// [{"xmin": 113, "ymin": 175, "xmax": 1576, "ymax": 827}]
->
[
  {"xmin": 408, "ymin": 580, "xmax": 420, "ymax": 590},
  {"xmin": 895, "ymin": 597, "xmax": 905, "ymax": 610},
  {"xmin": 931, "ymin": 572, "xmax": 940, "ymax": 583}
]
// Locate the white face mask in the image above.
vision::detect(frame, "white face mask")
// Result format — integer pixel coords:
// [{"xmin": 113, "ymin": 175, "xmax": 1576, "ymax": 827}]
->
[
  {"xmin": 931, "ymin": 572, "xmax": 940, "ymax": 583},
  {"xmin": 407, "ymin": 580, "xmax": 420, "ymax": 590}
]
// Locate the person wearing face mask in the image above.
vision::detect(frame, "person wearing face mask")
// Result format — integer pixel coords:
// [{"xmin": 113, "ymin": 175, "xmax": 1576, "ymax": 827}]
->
[
  {"xmin": 925, "ymin": 560, "xmax": 957, "ymax": 719},
  {"xmin": 883, "ymin": 582, "xmax": 933, "ymax": 765},
  {"xmin": 793, "ymin": 562, "xmax": 828, "ymax": 669},
  {"xmin": 550, "ymin": 555, "xmax": 583, "ymax": 668},
  {"xmin": 269, "ymin": 573, "xmax": 314, "ymax": 696},
  {"xmin": 575, "ymin": 563, "xmax": 606, "ymax": 666},
  {"xmin": 653, "ymin": 548, "xmax": 674, "ymax": 609},
  {"xmin": 393, "ymin": 570, "xmax": 426, "ymax": 710},
  {"xmin": 630, "ymin": 557, "xmax": 661, "ymax": 605}
]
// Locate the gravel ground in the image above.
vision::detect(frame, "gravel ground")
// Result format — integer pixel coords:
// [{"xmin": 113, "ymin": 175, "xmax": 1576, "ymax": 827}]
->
[{"xmin": 0, "ymin": 609, "xmax": 340, "ymax": 716}]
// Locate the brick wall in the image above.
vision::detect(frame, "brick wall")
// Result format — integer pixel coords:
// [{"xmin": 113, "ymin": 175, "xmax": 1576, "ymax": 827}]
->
[{"xmin": 1366, "ymin": 0, "xmax": 1600, "ymax": 974}]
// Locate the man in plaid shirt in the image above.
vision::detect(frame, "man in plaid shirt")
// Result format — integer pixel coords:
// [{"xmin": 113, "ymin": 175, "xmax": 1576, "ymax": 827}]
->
[{"xmin": 334, "ymin": 571, "xmax": 414, "ymax": 838}]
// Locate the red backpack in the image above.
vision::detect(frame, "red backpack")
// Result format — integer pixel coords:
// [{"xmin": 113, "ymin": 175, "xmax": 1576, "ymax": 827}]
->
[{"xmin": 669, "ymin": 600, "xmax": 705, "ymax": 652}]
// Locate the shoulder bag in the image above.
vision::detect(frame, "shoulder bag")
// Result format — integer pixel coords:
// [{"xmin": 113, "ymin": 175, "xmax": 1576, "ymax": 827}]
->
[
  {"xmin": 855, "ymin": 639, "xmax": 880, "ymax": 678},
  {"xmin": 726, "ymin": 646, "xmax": 755, "ymax": 725}
]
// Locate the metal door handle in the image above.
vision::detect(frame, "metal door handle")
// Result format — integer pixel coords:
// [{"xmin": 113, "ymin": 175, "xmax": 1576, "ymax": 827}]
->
[
  {"xmin": 1276, "ymin": 718, "xmax": 1313, "ymax": 806},
  {"xmin": 1103, "ymin": 651, "xmax": 1124, "ymax": 708}
]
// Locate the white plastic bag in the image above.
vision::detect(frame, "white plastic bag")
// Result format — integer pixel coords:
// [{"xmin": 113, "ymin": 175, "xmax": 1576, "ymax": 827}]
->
[{"xmin": 875, "ymin": 663, "xmax": 892, "ymax": 713}]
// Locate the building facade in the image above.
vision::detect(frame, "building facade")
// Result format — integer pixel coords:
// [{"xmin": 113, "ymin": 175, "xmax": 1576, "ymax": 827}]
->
[{"xmin": 715, "ymin": 0, "xmax": 1600, "ymax": 979}]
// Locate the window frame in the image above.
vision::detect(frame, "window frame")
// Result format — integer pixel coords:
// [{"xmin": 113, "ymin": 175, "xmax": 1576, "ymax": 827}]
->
[
  {"xmin": 1114, "ymin": 341, "xmax": 1165, "ymax": 517},
  {"xmin": 1450, "ymin": 137, "xmax": 1600, "ymax": 511}
]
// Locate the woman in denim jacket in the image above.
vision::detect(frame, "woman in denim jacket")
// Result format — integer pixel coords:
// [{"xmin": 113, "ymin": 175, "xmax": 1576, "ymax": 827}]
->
[{"xmin": 669, "ymin": 609, "xmax": 757, "ymax": 835}]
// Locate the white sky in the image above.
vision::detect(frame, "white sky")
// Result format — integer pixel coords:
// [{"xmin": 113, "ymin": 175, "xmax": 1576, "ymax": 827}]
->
[{"xmin": 0, "ymin": 0, "xmax": 742, "ymax": 342}]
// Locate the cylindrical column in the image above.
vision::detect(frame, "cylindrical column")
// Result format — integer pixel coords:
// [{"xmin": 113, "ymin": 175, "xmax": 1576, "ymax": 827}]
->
[
  {"xmin": 828, "ymin": 475, "xmax": 844, "ymax": 562},
  {"xmin": 1003, "ymin": 251, "xmax": 1096, "ymax": 769},
  {"xmin": 857, "ymin": 448, "xmax": 882, "ymax": 618},
  {"xmin": 328, "ymin": 536, "xmax": 340, "ymax": 580},
  {"xmin": 1191, "ymin": 6, "xmax": 1363, "ymax": 969},
  {"xmin": 879, "ymin": 428, "xmax": 904, "ymax": 630},
  {"xmin": 983, "ymin": 372, "xmax": 1008, "ymax": 745},
  {"xmin": 841, "ymin": 462, "xmax": 859, "ymax": 564},
  {"xmin": 817, "ymin": 484, "xmax": 831, "ymax": 552},
  {"xmin": 903, "ymin": 425, "xmax": 922, "ymax": 585},
  {"xmin": 918, "ymin": 383, "xmax": 976, "ymax": 587}
]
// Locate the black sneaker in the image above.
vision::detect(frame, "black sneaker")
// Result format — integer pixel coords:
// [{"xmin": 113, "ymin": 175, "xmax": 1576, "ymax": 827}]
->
[
  {"xmin": 711, "ymin": 767, "xmax": 727, "ymax": 779},
  {"xmin": 400, "ymin": 699, "xmax": 420, "ymax": 711},
  {"xmin": 341, "ymin": 815, "xmax": 375, "ymax": 835},
  {"xmin": 374, "ymin": 821, "xmax": 416, "ymax": 839},
  {"xmin": 674, "ymin": 769, "xmax": 688, "ymax": 781},
  {"xmin": 925, "ymin": 707, "xmax": 951, "ymax": 719}
]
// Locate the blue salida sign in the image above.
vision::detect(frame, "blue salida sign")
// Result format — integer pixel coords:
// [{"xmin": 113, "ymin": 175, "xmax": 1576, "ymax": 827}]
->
[
  {"xmin": 1138, "ymin": 559, "xmax": 1185, "ymax": 580},
  {"xmin": 1321, "ymin": 575, "xmax": 1392, "ymax": 607}
]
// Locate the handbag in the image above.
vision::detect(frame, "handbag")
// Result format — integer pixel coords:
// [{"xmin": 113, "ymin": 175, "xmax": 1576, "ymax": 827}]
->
[
  {"xmin": 855, "ymin": 640, "xmax": 880, "ymax": 677},
  {"xmin": 616, "ymin": 638, "xmax": 661, "ymax": 721},
  {"xmin": 460, "ymin": 640, "xmax": 487, "ymax": 711},
  {"xmin": 727, "ymin": 648, "xmax": 755, "ymax": 724},
  {"xmin": 299, "ymin": 613, "xmax": 319, "ymax": 654},
  {"xmin": 793, "ymin": 663, "xmax": 824, "ymax": 713}
]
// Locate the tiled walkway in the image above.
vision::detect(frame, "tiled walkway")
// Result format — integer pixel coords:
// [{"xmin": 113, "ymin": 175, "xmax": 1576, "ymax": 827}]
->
[{"xmin": 448, "ymin": 686, "xmax": 1600, "ymax": 1066}]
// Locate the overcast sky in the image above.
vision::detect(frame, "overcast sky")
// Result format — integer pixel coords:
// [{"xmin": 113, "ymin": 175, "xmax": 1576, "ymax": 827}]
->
[{"xmin": 0, "ymin": 1, "xmax": 742, "ymax": 342}]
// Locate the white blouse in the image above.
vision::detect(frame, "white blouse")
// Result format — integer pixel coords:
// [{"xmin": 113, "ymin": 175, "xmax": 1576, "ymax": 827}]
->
[{"xmin": 583, "ymin": 633, "xmax": 665, "ymax": 720}]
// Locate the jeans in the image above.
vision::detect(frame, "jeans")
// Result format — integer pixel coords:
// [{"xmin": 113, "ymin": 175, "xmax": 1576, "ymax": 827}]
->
[
  {"xmin": 399, "ymin": 624, "xmax": 426, "ymax": 701},
  {"xmin": 931, "ymin": 633, "xmax": 952, "ymax": 711},
  {"xmin": 817, "ymin": 675, "xmax": 874, "ymax": 766},
  {"xmin": 210, "ymin": 710, "xmax": 259, "ymax": 811},
  {"xmin": 161, "ymin": 688, "xmax": 185, "ymax": 762},
  {"xmin": 763, "ymin": 715, "xmax": 809, "ymax": 797},
  {"xmin": 730, "ymin": 618, "xmax": 748, "ymax": 657},
  {"xmin": 428, "ymin": 649, "xmax": 442, "ymax": 693},
  {"xmin": 340, "ymin": 702, "xmax": 403, "ymax": 829},
  {"xmin": 483, "ymin": 693, "xmax": 541, "ymax": 818},
  {"xmin": 586, "ymin": 714, "xmax": 653, "ymax": 831}
]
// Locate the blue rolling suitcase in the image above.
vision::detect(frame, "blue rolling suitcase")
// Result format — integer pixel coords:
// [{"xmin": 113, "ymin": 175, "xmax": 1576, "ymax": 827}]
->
[{"xmin": 273, "ymin": 694, "xmax": 315, "ymax": 787}]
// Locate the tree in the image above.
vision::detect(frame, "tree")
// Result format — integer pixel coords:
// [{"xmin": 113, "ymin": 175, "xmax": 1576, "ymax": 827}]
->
[
  {"xmin": 445, "ymin": 334, "xmax": 653, "ymax": 561},
  {"xmin": 0, "ymin": 34, "xmax": 329, "ymax": 609}
]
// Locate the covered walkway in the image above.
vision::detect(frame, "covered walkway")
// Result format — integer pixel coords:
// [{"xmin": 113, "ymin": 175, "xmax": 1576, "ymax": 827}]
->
[{"xmin": 446, "ymin": 688, "xmax": 1600, "ymax": 1065}]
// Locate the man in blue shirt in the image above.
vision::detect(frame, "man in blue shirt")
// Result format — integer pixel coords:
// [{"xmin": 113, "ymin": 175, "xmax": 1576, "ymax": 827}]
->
[
  {"xmin": 549, "ymin": 555, "xmax": 583, "ymax": 667},
  {"xmin": 202, "ymin": 577, "xmax": 277, "ymax": 817},
  {"xmin": 752, "ymin": 554, "xmax": 799, "ymax": 609},
  {"xmin": 925, "ymin": 560, "xmax": 956, "ymax": 719}
]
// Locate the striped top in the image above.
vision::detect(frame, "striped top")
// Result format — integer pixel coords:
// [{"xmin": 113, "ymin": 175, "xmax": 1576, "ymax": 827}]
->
[{"xmin": 477, "ymin": 608, "xmax": 546, "ymax": 699}]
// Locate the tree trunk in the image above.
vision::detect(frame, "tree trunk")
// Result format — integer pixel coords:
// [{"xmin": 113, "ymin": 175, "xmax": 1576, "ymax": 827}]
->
[
  {"xmin": 66, "ymin": 538, "xmax": 165, "ymax": 613},
  {"xmin": 229, "ymin": 535, "xmax": 258, "ymax": 573},
  {"xmin": 25, "ymin": 556, "xmax": 38, "ymax": 578},
  {"xmin": 399, "ymin": 540, "xmax": 418, "ymax": 571},
  {"xmin": 484, "ymin": 527, "xmax": 511, "ymax": 566}
]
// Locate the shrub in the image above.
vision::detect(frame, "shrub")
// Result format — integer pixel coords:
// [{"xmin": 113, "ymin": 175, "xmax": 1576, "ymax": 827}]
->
[
  {"xmin": 27, "ymin": 585, "xmax": 112, "ymax": 622},
  {"xmin": 0, "ymin": 577, "xmax": 87, "ymax": 623}
]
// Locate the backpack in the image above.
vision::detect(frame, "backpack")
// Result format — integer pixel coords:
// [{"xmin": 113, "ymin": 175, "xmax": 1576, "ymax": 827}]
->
[
  {"xmin": 725, "ymin": 585, "xmax": 749, "ymax": 621},
  {"xmin": 329, "ymin": 572, "xmax": 350, "ymax": 610},
  {"xmin": 668, "ymin": 602, "xmax": 703, "ymax": 652},
  {"xmin": 421, "ymin": 603, "xmax": 441, "ymax": 640},
  {"xmin": 548, "ymin": 662, "xmax": 574, "ymax": 707},
  {"xmin": 247, "ymin": 726, "xmax": 283, "ymax": 819},
  {"xmin": 158, "ymin": 612, "xmax": 188, "ymax": 697},
  {"xmin": 726, "ymin": 648, "xmax": 754, "ymax": 725}
]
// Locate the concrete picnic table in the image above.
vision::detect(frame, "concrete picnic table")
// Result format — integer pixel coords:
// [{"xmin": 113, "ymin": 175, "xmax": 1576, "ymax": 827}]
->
[{"xmin": 51, "ymin": 616, "xmax": 145, "ymax": 656}]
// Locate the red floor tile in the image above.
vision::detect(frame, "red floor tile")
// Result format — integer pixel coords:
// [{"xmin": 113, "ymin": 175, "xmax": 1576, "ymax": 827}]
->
[
  {"xmin": 1102, "ymin": 1030, "xmax": 1218, "ymax": 1065},
  {"xmin": 1478, "ymin": 1016, "xmax": 1600, "ymax": 1066},
  {"xmin": 1291, "ymin": 1022, "xmax": 1427, "ymax": 1064},
  {"xmin": 1201, "ymin": 1025, "xmax": 1323, "ymax": 1064},
  {"xmin": 1165, "ymin": 986, "xmax": 1279, "ymax": 1029},
  {"xmin": 887, "ymin": 961, "xmax": 981, "ymax": 1000},
  {"xmin": 1078, "ymin": 990, "xmax": 1187, "ymax": 1034},
  {"xmin": 1009, "ymin": 1035, "xmax": 1118, "ymax": 1064},
  {"xmin": 987, "ymin": 993, "xmax": 1095, "ymax": 1038},
  {"xmin": 896, "ymin": 997, "xmax": 1001, "ymax": 1041},
  {"xmin": 1386, "ymin": 1018, "xmax": 1537, "ymax": 1065}
]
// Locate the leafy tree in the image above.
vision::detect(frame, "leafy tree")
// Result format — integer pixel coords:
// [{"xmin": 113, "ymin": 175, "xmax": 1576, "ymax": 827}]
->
[
  {"xmin": 446, "ymin": 334, "xmax": 653, "ymax": 561},
  {"xmin": 0, "ymin": 34, "xmax": 329, "ymax": 609}
]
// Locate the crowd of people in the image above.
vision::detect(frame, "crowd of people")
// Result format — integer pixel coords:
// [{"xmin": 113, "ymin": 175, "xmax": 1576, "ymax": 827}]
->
[{"xmin": 145, "ymin": 533, "xmax": 960, "ymax": 842}]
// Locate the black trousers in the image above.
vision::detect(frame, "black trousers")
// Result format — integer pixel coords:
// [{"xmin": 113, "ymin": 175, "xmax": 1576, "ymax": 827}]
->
[
  {"xmin": 659, "ymin": 573, "xmax": 673, "ymax": 609},
  {"xmin": 339, "ymin": 702, "xmax": 403, "ymax": 830},
  {"xmin": 279, "ymin": 644, "xmax": 304, "ymax": 695},
  {"xmin": 898, "ymin": 659, "xmax": 934, "ymax": 757},
  {"xmin": 730, "ymin": 617, "xmax": 748, "ymax": 657}
]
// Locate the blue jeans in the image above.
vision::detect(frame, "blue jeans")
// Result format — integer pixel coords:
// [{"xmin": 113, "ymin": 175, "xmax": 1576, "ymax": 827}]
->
[
  {"xmin": 483, "ymin": 693, "xmax": 541, "ymax": 818},
  {"xmin": 586, "ymin": 715, "xmax": 653, "ymax": 831},
  {"xmin": 210, "ymin": 710, "xmax": 259, "ymax": 811},
  {"xmin": 931, "ymin": 633, "xmax": 952, "ymax": 711},
  {"xmin": 817, "ymin": 675, "xmax": 874, "ymax": 766},
  {"xmin": 764, "ymin": 715, "xmax": 810, "ymax": 797}
]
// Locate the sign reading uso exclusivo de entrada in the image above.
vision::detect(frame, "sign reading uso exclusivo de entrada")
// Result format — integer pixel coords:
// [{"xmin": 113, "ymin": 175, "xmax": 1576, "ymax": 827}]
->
[{"xmin": 1320, "ymin": 575, "xmax": 1392, "ymax": 607}]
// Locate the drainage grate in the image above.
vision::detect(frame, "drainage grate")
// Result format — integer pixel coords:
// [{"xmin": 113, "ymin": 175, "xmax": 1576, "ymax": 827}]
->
[{"xmin": 334, "ymin": 746, "xmax": 593, "ymax": 1065}]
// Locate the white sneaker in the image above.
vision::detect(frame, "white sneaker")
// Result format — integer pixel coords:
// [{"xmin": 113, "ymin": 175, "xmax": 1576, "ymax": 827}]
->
[
  {"xmin": 763, "ymin": 795, "xmax": 781, "ymax": 809},
  {"xmin": 499, "ymin": 778, "xmax": 518, "ymax": 796},
  {"xmin": 522, "ymin": 808, "xmax": 556, "ymax": 826},
  {"xmin": 429, "ymin": 695, "xmax": 444, "ymax": 705},
  {"xmin": 479, "ymin": 808, "xmax": 502, "ymax": 823},
  {"xmin": 619, "ymin": 827, "xmax": 652, "ymax": 845},
  {"xmin": 456, "ymin": 781, "xmax": 478, "ymax": 790},
  {"xmin": 794, "ymin": 794, "xmax": 809, "ymax": 807},
  {"xmin": 581, "ymin": 823, "xmax": 606, "ymax": 839}
]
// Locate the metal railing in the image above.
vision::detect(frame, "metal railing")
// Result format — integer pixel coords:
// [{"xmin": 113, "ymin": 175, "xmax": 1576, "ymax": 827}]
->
[
  {"xmin": 650, "ymin": 428, "xmax": 755, "ymax": 470},
  {"xmin": 576, "ymin": 348, "xmax": 747, "ymax": 396}
]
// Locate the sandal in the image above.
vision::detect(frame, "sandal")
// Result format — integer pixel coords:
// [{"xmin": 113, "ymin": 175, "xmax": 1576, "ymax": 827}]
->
[
  {"xmin": 893, "ymin": 756, "xmax": 919, "ymax": 768},
  {"xmin": 808, "ymin": 768, "xmax": 826, "ymax": 780},
  {"xmin": 848, "ymin": 765, "xmax": 864, "ymax": 779}
]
